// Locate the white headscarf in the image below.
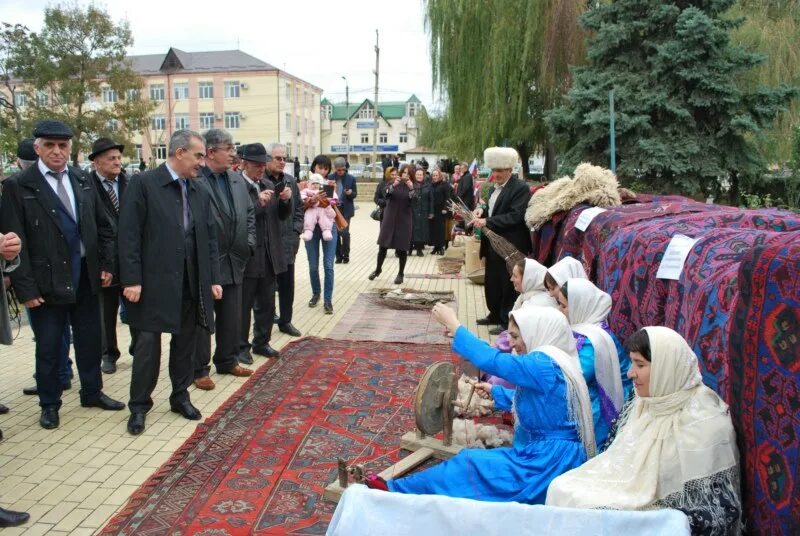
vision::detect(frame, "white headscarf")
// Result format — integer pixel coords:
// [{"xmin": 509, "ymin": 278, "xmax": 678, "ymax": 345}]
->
[
  {"xmin": 513, "ymin": 259, "xmax": 557, "ymax": 310},
  {"xmin": 547, "ymin": 327, "xmax": 740, "ymax": 520},
  {"xmin": 548, "ymin": 257, "xmax": 588, "ymax": 287},
  {"xmin": 509, "ymin": 307, "xmax": 596, "ymax": 458},
  {"xmin": 565, "ymin": 278, "xmax": 624, "ymax": 413}
]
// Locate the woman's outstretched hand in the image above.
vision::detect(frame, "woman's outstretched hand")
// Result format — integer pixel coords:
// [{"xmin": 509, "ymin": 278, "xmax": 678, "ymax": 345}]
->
[
  {"xmin": 432, "ymin": 303, "xmax": 461, "ymax": 334},
  {"xmin": 473, "ymin": 381, "xmax": 494, "ymax": 401}
]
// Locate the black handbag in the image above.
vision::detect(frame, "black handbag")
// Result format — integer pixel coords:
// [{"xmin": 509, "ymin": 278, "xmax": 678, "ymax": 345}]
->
[{"xmin": 370, "ymin": 205, "xmax": 383, "ymax": 221}]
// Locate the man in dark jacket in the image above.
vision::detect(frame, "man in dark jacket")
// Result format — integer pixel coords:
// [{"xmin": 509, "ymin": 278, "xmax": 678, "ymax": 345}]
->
[
  {"xmin": 330, "ymin": 156, "xmax": 357, "ymax": 263},
  {"xmin": 472, "ymin": 147, "xmax": 531, "ymax": 333},
  {"xmin": 88, "ymin": 137, "xmax": 129, "ymax": 374},
  {"xmin": 454, "ymin": 162, "xmax": 475, "ymax": 210},
  {"xmin": 254, "ymin": 142, "xmax": 303, "ymax": 341},
  {"xmin": 0, "ymin": 120, "xmax": 124, "ymax": 430},
  {"xmin": 119, "ymin": 129, "xmax": 222, "ymax": 435},
  {"xmin": 237, "ymin": 144, "xmax": 291, "ymax": 360},
  {"xmin": 192, "ymin": 129, "xmax": 256, "ymax": 390}
]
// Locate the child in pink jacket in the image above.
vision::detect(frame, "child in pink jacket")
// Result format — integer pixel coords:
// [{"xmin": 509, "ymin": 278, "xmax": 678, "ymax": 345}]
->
[{"xmin": 300, "ymin": 173, "xmax": 338, "ymax": 241}]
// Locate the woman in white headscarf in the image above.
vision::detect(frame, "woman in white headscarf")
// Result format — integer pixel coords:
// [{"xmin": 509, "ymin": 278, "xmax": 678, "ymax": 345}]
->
[
  {"xmin": 366, "ymin": 306, "xmax": 595, "ymax": 505},
  {"xmin": 545, "ymin": 256, "xmax": 588, "ymax": 300},
  {"xmin": 546, "ymin": 327, "xmax": 741, "ymax": 536},
  {"xmin": 556, "ymin": 278, "xmax": 632, "ymax": 449}
]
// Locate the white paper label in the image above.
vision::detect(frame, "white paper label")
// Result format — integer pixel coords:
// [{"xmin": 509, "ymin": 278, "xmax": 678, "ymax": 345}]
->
[
  {"xmin": 656, "ymin": 234, "xmax": 699, "ymax": 280},
  {"xmin": 574, "ymin": 207, "xmax": 607, "ymax": 232}
]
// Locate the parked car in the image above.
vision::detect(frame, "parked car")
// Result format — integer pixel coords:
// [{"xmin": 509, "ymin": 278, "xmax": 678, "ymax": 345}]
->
[
  {"xmin": 365, "ymin": 163, "xmax": 384, "ymax": 179},
  {"xmin": 348, "ymin": 163, "xmax": 366, "ymax": 179}
]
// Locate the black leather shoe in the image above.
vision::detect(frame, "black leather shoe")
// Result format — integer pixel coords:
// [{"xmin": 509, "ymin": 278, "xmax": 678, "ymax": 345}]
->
[
  {"xmin": 81, "ymin": 393, "xmax": 125, "ymax": 411},
  {"xmin": 238, "ymin": 351, "xmax": 254, "ymax": 365},
  {"xmin": 368, "ymin": 270, "xmax": 381, "ymax": 281},
  {"xmin": 308, "ymin": 294, "xmax": 320, "ymax": 307},
  {"xmin": 476, "ymin": 316, "xmax": 498, "ymax": 326},
  {"xmin": 394, "ymin": 275, "xmax": 404, "ymax": 285},
  {"xmin": 23, "ymin": 380, "xmax": 71, "ymax": 396},
  {"xmin": 335, "ymin": 257, "xmax": 343, "ymax": 264},
  {"xmin": 40, "ymin": 407, "xmax": 59, "ymax": 429},
  {"xmin": 279, "ymin": 323, "xmax": 301, "ymax": 336},
  {"xmin": 253, "ymin": 344, "xmax": 280, "ymax": 358},
  {"xmin": 488, "ymin": 326, "xmax": 506, "ymax": 335},
  {"xmin": 101, "ymin": 356, "xmax": 118, "ymax": 374},
  {"xmin": 0, "ymin": 403, "xmax": 8, "ymax": 415},
  {"xmin": 170, "ymin": 401, "xmax": 202, "ymax": 420},
  {"xmin": 343, "ymin": 257, "xmax": 350, "ymax": 264},
  {"xmin": 324, "ymin": 301, "xmax": 333, "ymax": 314},
  {"xmin": 0, "ymin": 506, "xmax": 30, "ymax": 528},
  {"xmin": 127, "ymin": 412, "xmax": 145, "ymax": 435}
]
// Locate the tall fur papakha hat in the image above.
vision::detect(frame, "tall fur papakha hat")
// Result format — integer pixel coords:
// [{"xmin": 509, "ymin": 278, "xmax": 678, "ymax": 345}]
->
[{"xmin": 484, "ymin": 146, "xmax": 519, "ymax": 170}]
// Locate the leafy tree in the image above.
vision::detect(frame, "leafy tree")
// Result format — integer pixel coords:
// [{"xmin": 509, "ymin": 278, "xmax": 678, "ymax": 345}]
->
[
  {"xmin": 424, "ymin": 0, "xmax": 588, "ymax": 177},
  {"xmin": 0, "ymin": 3, "xmax": 152, "ymax": 165},
  {"xmin": 547, "ymin": 0, "xmax": 797, "ymax": 204}
]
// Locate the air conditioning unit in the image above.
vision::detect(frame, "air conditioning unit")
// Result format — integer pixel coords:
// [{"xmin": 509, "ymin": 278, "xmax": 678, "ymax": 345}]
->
[
  {"xmin": 240, "ymin": 114, "xmax": 247, "ymax": 120},
  {"xmin": 214, "ymin": 114, "xmax": 222, "ymax": 120},
  {"xmin": 240, "ymin": 82, "xmax": 249, "ymax": 90}
]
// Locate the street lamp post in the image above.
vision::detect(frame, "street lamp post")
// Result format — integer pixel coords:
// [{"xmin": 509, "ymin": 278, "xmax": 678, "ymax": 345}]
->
[{"xmin": 342, "ymin": 75, "xmax": 350, "ymax": 165}]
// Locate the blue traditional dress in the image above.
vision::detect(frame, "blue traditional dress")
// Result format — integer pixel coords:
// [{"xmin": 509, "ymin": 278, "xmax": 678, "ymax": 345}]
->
[
  {"xmin": 575, "ymin": 322, "xmax": 632, "ymax": 449},
  {"xmin": 387, "ymin": 327, "xmax": 588, "ymax": 504}
]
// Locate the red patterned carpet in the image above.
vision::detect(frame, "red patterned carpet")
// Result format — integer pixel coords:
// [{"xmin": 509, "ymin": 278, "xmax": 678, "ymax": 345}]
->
[{"xmin": 101, "ymin": 337, "xmax": 454, "ymax": 535}]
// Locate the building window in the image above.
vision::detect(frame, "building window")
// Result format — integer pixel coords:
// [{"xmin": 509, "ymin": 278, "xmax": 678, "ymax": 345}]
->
[
  {"xmin": 224, "ymin": 81, "xmax": 240, "ymax": 98},
  {"xmin": 155, "ymin": 144, "xmax": 167, "ymax": 160},
  {"xmin": 379, "ymin": 132, "xmax": 387, "ymax": 144},
  {"xmin": 35, "ymin": 90, "xmax": 49, "ymax": 106},
  {"xmin": 341, "ymin": 133, "xmax": 348, "ymax": 144},
  {"xmin": 358, "ymin": 106, "xmax": 374, "ymax": 119},
  {"xmin": 200, "ymin": 112, "xmax": 215, "ymax": 130},
  {"xmin": 175, "ymin": 113, "xmax": 190, "ymax": 130},
  {"xmin": 285, "ymin": 83, "xmax": 291, "ymax": 101},
  {"xmin": 322, "ymin": 105, "xmax": 331, "ymax": 119},
  {"xmin": 285, "ymin": 113, "xmax": 291, "ymax": 131},
  {"xmin": 399, "ymin": 132, "xmax": 408, "ymax": 143},
  {"xmin": 149, "ymin": 84, "xmax": 165, "ymax": 101},
  {"xmin": 102, "ymin": 87, "xmax": 117, "ymax": 103},
  {"xmin": 361, "ymin": 133, "xmax": 369, "ymax": 144},
  {"xmin": 135, "ymin": 144, "xmax": 143, "ymax": 160},
  {"xmin": 224, "ymin": 112, "xmax": 240, "ymax": 129},
  {"xmin": 407, "ymin": 103, "xmax": 417, "ymax": 117},
  {"xmin": 126, "ymin": 88, "xmax": 140, "ymax": 101},
  {"xmin": 14, "ymin": 93, "xmax": 27, "ymax": 107},
  {"xmin": 286, "ymin": 142, "xmax": 292, "ymax": 157},
  {"xmin": 173, "ymin": 83, "xmax": 189, "ymax": 101},
  {"xmin": 311, "ymin": 120, "xmax": 315, "ymax": 133},
  {"xmin": 199, "ymin": 81, "xmax": 213, "ymax": 99},
  {"xmin": 106, "ymin": 119, "xmax": 119, "ymax": 130},
  {"xmin": 151, "ymin": 115, "xmax": 166, "ymax": 130}
]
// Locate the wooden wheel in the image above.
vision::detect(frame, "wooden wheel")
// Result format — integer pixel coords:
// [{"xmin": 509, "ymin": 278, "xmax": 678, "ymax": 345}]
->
[{"xmin": 414, "ymin": 361, "xmax": 455, "ymax": 436}]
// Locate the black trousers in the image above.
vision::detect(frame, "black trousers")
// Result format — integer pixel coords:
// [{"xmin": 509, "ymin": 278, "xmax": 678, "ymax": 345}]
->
[
  {"xmin": 28, "ymin": 261, "xmax": 103, "ymax": 409},
  {"xmin": 129, "ymin": 291, "xmax": 197, "ymax": 414},
  {"xmin": 274, "ymin": 262, "xmax": 295, "ymax": 325},
  {"xmin": 99, "ymin": 285, "xmax": 122, "ymax": 361},
  {"xmin": 483, "ymin": 249, "xmax": 517, "ymax": 327},
  {"xmin": 241, "ymin": 268, "xmax": 276, "ymax": 352},
  {"xmin": 194, "ymin": 283, "xmax": 241, "ymax": 378},
  {"xmin": 336, "ymin": 216, "xmax": 352, "ymax": 259}
]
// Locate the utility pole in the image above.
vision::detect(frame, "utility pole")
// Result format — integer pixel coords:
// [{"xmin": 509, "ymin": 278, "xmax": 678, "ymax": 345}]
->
[
  {"xmin": 342, "ymin": 75, "xmax": 349, "ymax": 164},
  {"xmin": 371, "ymin": 29, "xmax": 379, "ymax": 178}
]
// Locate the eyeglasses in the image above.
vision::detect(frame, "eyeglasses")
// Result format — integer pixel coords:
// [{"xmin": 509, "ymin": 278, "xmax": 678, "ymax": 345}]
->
[{"xmin": 272, "ymin": 156, "xmax": 286, "ymax": 162}]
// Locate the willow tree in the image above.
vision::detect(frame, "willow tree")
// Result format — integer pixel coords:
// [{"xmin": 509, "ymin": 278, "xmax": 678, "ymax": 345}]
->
[{"xmin": 424, "ymin": 0, "xmax": 587, "ymax": 177}]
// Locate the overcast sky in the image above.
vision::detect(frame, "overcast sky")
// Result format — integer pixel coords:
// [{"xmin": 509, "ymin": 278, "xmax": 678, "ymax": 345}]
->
[{"xmin": 2, "ymin": 0, "xmax": 443, "ymax": 112}]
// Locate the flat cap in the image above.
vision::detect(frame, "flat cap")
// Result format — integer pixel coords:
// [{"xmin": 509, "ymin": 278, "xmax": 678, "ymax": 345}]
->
[
  {"xmin": 16, "ymin": 138, "xmax": 36, "ymax": 160},
  {"xmin": 32, "ymin": 120, "xmax": 74, "ymax": 140}
]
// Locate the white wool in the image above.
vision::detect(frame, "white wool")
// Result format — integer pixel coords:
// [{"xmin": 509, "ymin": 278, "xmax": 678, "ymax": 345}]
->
[
  {"xmin": 484, "ymin": 147, "xmax": 519, "ymax": 170},
  {"xmin": 452, "ymin": 419, "xmax": 513, "ymax": 449},
  {"xmin": 453, "ymin": 374, "xmax": 495, "ymax": 417}
]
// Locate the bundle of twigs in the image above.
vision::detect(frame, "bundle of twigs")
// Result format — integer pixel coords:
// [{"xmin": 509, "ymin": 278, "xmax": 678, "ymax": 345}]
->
[
  {"xmin": 448, "ymin": 199, "xmax": 525, "ymax": 275},
  {"xmin": 437, "ymin": 257, "xmax": 464, "ymax": 274},
  {"xmin": 370, "ymin": 288, "xmax": 456, "ymax": 310}
]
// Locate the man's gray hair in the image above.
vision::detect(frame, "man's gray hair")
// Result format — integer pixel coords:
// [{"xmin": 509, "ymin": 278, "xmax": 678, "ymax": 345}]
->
[
  {"xmin": 333, "ymin": 157, "xmax": 347, "ymax": 169},
  {"xmin": 168, "ymin": 129, "xmax": 204, "ymax": 157},
  {"xmin": 265, "ymin": 143, "xmax": 286, "ymax": 156},
  {"xmin": 204, "ymin": 128, "xmax": 233, "ymax": 150},
  {"xmin": 34, "ymin": 137, "xmax": 72, "ymax": 148}
]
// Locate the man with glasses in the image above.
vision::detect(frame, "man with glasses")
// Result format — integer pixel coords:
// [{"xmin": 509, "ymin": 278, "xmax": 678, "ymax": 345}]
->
[{"xmin": 193, "ymin": 129, "xmax": 255, "ymax": 390}]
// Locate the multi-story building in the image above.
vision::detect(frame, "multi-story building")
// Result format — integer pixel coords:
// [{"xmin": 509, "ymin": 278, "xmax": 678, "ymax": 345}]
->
[
  {"xmin": 129, "ymin": 48, "xmax": 322, "ymax": 164},
  {"xmin": 320, "ymin": 95, "xmax": 424, "ymax": 166}
]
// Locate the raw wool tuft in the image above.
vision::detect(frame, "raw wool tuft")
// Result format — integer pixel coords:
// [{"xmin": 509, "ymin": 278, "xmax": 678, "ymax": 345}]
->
[
  {"xmin": 453, "ymin": 374, "xmax": 495, "ymax": 417},
  {"xmin": 451, "ymin": 418, "xmax": 513, "ymax": 449},
  {"xmin": 525, "ymin": 162, "xmax": 622, "ymax": 230}
]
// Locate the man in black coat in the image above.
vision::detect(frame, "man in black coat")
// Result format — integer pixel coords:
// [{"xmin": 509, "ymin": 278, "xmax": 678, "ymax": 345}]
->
[
  {"xmin": 330, "ymin": 156, "xmax": 357, "ymax": 264},
  {"xmin": 119, "ymin": 129, "xmax": 222, "ymax": 435},
  {"xmin": 0, "ymin": 120, "xmax": 125, "ymax": 430},
  {"xmin": 192, "ymin": 129, "xmax": 256, "ymax": 390},
  {"xmin": 88, "ymin": 137, "xmax": 129, "ymax": 374},
  {"xmin": 237, "ymin": 144, "xmax": 291, "ymax": 361},
  {"xmin": 454, "ymin": 163, "xmax": 475, "ymax": 210},
  {"xmin": 472, "ymin": 147, "xmax": 532, "ymax": 333}
]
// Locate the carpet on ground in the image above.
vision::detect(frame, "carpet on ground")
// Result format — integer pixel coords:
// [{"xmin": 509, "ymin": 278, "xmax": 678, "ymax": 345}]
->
[{"xmin": 100, "ymin": 337, "xmax": 456, "ymax": 536}]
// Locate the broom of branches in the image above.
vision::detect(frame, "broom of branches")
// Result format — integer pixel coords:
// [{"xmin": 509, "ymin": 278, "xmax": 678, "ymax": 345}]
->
[{"xmin": 448, "ymin": 198, "xmax": 525, "ymax": 275}]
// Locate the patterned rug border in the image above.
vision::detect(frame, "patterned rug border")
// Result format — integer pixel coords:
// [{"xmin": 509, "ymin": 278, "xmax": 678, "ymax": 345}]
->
[{"xmin": 100, "ymin": 336, "xmax": 455, "ymax": 534}]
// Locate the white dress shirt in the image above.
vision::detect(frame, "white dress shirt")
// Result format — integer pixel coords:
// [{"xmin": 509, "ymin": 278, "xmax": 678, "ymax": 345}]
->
[
  {"xmin": 488, "ymin": 181, "xmax": 505, "ymax": 217},
  {"xmin": 38, "ymin": 159, "xmax": 77, "ymax": 217}
]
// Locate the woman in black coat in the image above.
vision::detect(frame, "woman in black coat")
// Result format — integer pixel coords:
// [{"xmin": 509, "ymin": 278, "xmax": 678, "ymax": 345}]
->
[
  {"xmin": 369, "ymin": 164, "xmax": 416, "ymax": 284},
  {"xmin": 411, "ymin": 167, "xmax": 433, "ymax": 256},
  {"xmin": 428, "ymin": 168, "xmax": 451, "ymax": 255},
  {"xmin": 373, "ymin": 168, "xmax": 392, "ymax": 220}
]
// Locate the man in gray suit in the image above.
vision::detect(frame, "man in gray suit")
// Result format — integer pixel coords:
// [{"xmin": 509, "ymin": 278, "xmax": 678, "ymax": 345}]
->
[{"xmin": 193, "ymin": 129, "xmax": 256, "ymax": 390}]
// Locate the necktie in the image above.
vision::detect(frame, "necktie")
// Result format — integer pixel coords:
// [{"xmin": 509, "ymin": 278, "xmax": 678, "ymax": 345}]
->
[
  {"xmin": 48, "ymin": 170, "xmax": 76, "ymax": 221},
  {"xmin": 180, "ymin": 179, "xmax": 189, "ymax": 229},
  {"xmin": 104, "ymin": 179, "xmax": 119, "ymax": 212}
]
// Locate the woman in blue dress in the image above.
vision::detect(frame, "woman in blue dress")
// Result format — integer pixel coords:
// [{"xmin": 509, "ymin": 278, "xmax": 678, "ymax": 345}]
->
[
  {"xmin": 556, "ymin": 278, "xmax": 632, "ymax": 450},
  {"xmin": 367, "ymin": 305, "xmax": 596, "ymax": 504}
]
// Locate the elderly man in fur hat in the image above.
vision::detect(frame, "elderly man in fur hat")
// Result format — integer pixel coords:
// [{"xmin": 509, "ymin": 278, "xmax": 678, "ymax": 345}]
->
[{"xmin": 472, "ymin": 147, "xmax": 532, "ymax": 334}]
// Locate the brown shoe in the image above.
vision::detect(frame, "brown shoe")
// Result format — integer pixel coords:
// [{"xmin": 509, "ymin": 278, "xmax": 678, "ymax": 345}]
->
[
  {"xmin": 193, "ymin": 376, "xmax": 215, "ymax": 390},
  {"xmin": 223, "ymin": 365, "xmax": 253, "ymax": 377}
]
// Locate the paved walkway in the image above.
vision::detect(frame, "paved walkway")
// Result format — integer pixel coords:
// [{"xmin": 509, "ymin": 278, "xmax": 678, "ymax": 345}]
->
[{"xmin": 0, "ymin": 202, "xmax": 494, "ymax": 535}]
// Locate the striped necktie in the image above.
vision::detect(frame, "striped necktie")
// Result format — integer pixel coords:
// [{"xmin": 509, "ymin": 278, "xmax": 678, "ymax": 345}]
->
[{"xmin": 104, "ymin": 178, "xmax": 119, "ymax": 212}]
